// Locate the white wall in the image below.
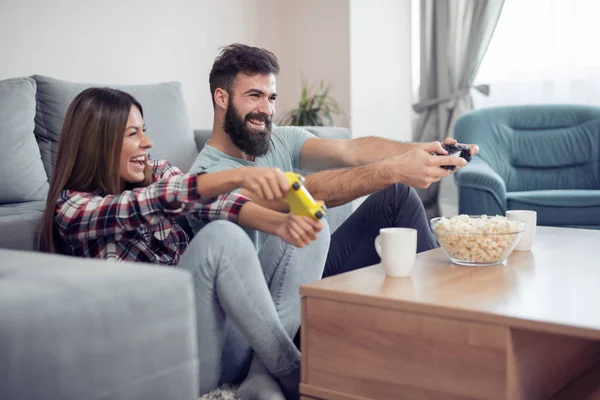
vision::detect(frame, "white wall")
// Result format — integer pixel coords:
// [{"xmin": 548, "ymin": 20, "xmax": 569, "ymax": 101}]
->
[
  {"xmin": 0, "ymin": 0, "xmax": 413, "ymax": 136},
  {"xmin": 0, "ymin": 0, "xmax": 282, "ymax": 129},
  {"xmin": 349, "ymin": 0, "xmax": 413, "ymax": 140},
  {"xmin": 277, "ymin": 0, "xmax": 351, "ymax": 127}
]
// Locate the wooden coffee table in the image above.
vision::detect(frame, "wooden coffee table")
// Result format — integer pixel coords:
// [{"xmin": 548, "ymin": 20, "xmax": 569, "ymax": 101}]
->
[{"xmin": 300, "ymin": 226, "xmax": 600, "ymax": 400}]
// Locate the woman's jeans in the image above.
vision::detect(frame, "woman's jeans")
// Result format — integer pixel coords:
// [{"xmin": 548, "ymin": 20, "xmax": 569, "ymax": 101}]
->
[{"xmin": 177, "ymin": 220, "xmax": 329, "ymax": 394}]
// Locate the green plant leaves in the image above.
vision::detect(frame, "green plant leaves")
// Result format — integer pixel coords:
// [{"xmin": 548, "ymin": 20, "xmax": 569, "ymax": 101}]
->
[{"xmin": 278, "ymin": 78, "xmax": 344, "ymax": 127}]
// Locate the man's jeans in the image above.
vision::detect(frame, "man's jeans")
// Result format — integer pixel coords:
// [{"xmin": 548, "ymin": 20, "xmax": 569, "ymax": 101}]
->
[{"xmin": 324, "ymin": 183, "xmax": 438, "ymax": 278}]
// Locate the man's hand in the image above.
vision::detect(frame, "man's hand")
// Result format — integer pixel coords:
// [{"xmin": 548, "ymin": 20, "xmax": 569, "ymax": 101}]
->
[
  {"xmin": 385, "ymin": 143, "xmax": 468, "ymax": 189},
  {"xmin": 274, "ymin": 214, "xmax": 323, "ymax": 247},
  {"xmin": 237, "ymin": 167, "xmax": 289, "ymax": 201},
  {"xmin": 282, "ymin": 136, "xmax": 482, "ymax": 208},
  {"xmin": 441, "ymin": 137, "xmax": 480, "ymax": 156}
]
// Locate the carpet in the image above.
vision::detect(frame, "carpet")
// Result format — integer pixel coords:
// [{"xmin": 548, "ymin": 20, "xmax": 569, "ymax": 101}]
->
[{"xmin": 198, "ymin": 386, "xmax": 238, "ymax": 400}]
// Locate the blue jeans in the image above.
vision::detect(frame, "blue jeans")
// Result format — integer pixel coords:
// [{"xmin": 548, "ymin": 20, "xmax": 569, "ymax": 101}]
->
[
  {"xmin": 325, "ymin": 183, "xmax": 437, "ymax": 277},
  {"xmin": 177, "ymin": 221, "xmax": 330, "ymax": 394},
  {"xmin": 176, "ymin": 220, "xmax": 328, "ymax": 395},
  {"xmin": 217, "ymin": 220, "xmax": 331, "ymax": 386}
]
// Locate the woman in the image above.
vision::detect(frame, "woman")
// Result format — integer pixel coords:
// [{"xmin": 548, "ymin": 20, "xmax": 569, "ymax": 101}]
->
[{"xmin": 38, "ymin": 87, "xmax": 327, "ymax": 399}]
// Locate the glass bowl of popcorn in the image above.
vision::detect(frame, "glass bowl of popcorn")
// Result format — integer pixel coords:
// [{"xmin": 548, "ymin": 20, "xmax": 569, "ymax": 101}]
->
[{"xmin": 430, "ymin": 215, "xmax": 525, "ymax": 266}]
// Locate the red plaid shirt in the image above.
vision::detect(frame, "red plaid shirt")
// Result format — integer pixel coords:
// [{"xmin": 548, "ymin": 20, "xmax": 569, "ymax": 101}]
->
[{"xmin": 54, "ymin": 159, "xmax": 249, "ymax": 265}]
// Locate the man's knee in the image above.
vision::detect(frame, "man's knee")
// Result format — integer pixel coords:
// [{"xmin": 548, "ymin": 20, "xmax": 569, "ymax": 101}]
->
[{"xmin": 378, "ymin": 183, "xmax": 422, "ymax": 210}]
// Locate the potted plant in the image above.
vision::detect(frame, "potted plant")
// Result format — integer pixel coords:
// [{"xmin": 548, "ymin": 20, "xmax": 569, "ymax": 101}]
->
[{"xmin": 278, "ymin": 78, "xmax": 344, "ymax": 126}]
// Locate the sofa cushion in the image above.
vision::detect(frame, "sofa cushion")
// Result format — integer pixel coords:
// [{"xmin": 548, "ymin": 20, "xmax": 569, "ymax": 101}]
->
[
  {"xmin": 0, "ymin": 77, "xmax": 49, "ymax": 204},
  {"xmin": 510, "ymin": 118, "xmax": 600, "ymax": 169},
  {"xmin": 33, "ymin": 75, "xmax": 198, "ymax": 178},
  {"xmin": 0, "ymin": 201, "xmax": 45, "ymax": 251},
  {"xmin": 507, "ymin": 190, "xmax": 600, "ymax": 226}
]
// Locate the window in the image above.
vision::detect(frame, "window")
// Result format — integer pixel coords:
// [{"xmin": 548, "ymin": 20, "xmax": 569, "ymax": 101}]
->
[{"xmin": 474, "ymin": 0, "xmax": 600, "ymax": 108}]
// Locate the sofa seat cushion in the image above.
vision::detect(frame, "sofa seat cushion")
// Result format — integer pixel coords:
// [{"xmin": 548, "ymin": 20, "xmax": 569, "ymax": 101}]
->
[
  {"xmin": 0, "ymin": 201, "xmax": 45, "ymax": 251},
  {"xmin": 507, "ymin": 190, "xmax": 600, "ymax": 226},
  {"xmin": 0, "ymin": 77, "xmax": 49, "ymax": 204},
  {"xmin": 33, "ymin": 75, "xmax": 198, "ymax": 177}
]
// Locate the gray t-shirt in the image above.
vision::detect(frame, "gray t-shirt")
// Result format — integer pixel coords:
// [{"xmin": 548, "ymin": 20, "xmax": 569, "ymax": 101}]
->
[{"xmin": 187, "ymin": 125, "xmax": 315, "ymax": 251}]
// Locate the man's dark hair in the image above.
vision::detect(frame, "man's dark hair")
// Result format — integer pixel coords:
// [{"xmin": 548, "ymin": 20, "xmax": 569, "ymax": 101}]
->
[{"xmin": 209, "ymin": 43, "xmax": 279, "ymax": 106}]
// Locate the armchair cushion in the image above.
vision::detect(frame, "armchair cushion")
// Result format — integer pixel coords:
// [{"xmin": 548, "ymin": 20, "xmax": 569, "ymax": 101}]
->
[
  {"xmin": 510, "ymin": 124, "xmax": 600, "ymax": 168},
  {"xmin": 506, "ymin": 190, "xmax": 600, "ymax": 226}
]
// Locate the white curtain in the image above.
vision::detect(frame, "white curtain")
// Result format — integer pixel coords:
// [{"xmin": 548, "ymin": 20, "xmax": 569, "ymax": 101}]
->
[
  {"xmin": 474, "ymin": 0, "xmax": 600, "ymax": 108},
  {"xmin": 439, "ymin": 0, "xmax": 600, "ymax": 217},
  {"xmin": 413, "ymin": 0, "xmax": 504, "ymax": 219}
]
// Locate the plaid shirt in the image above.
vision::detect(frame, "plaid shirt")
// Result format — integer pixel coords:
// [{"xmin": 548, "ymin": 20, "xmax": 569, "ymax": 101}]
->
[{"xmin": 54, "ymin": 159, "xmax": 249, "ymax": 265}]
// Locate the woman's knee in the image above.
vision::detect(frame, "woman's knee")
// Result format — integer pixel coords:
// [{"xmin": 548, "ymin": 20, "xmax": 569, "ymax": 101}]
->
[
  {"xmin": 314, "ymin": 218, "xmax": 331, "ymax": 257},
  {"xmin": 195, "ymin": 221, "xmax": 255, "ymax": 252},
  {"xmin": 296, "ymin": 218, "xmax": 330, "ymax": 280},
  {"xmin": 181, "ymin": 221, "xmax": 257, "ymax": 273}
]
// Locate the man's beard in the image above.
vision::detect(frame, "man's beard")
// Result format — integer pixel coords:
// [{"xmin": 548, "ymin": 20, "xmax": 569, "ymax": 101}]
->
[{"xmin": 223, "ymin": 102, "xmax": 272, "ymax": 157}]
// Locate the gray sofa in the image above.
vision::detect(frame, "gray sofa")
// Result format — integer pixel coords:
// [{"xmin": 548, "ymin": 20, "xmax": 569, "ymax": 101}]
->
[
  {"xmin": 0, "ymin": 75, "xmax": 353, "ymax": 399},
  {"xmin": 0, "ymin": 248, "xmax": 198, "ymax": 400},
  {"xmin": 0, "ymin": 75, "xmax": 352, "ymax": 251}
]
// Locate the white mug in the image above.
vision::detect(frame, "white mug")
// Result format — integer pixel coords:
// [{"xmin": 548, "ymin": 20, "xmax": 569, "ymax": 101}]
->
[
  {"xmin": 374, "ymin": 228, "xmax": 417, "ymax": 277},
  {"xmin": 506, "ymin": 210, "xmax": 537, "ymax": 251}
]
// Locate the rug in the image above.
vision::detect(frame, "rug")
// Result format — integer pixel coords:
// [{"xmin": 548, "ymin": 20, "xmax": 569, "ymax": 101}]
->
[{"xmin": 198, "ymin": 386, "xmax": 237, "ymax": 400}]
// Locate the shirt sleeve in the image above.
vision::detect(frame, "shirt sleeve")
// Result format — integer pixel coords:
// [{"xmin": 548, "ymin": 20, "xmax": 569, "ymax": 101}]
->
[
  {"xmin": 276, "ymin": 126, "xmax": 316, "ymax": 170},
  {"xmin": 55, "ymin": 172, "xmax": 249, "ymax": 242},
  {"xmin": 151, "ymin": 158, "xmax": 185, "ymax": 179}
]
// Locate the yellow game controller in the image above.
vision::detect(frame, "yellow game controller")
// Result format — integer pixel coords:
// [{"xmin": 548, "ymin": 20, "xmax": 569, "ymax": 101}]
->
[{"xmin": 282, "ymin": 172, "xmax": 327, "ymax": 220}]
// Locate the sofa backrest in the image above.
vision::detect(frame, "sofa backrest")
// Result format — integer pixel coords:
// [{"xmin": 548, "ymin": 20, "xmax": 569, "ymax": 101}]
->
[
  {"xmin": 0, "ymin": 77, "xmax": 49, "ymax": 204},
  {"xmin": 33, "ymin": 75, "xmax": 199, "ymax": 178},
  {"xmin": 454, "ymin": 105, "xmax": 600, "ymax": 192}
]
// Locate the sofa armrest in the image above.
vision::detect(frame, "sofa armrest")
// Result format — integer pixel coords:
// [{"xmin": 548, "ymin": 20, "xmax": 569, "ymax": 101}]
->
[
  {"xmin": 0, "ymin": 250, "xmax": 198, "ymax": 400},
  {"xmin": 455, "ymin": 157, "xmax": 507, "ymax": 216}
]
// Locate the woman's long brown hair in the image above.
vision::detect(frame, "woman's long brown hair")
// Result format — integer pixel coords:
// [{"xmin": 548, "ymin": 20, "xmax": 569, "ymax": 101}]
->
[{"xmin": 38, "ymin": 88, "xmax": 152, "ymax": 253}]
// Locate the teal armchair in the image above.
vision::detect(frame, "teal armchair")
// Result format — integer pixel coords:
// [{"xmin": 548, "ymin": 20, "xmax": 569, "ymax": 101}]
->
[{"xmin": 454, "ymin": 105, "xmax": 600, "ymax": 229}]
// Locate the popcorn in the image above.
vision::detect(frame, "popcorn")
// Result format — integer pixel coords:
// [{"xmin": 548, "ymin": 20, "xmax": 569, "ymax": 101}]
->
[{"xmin": 431, "ymin": 215, "xmax": 523, "ymax": 264}]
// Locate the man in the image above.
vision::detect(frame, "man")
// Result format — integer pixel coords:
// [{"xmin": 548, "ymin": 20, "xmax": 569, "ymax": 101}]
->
[
  {"xmin": 189, "ymin": 43, "xmax": 478, "ymax": 275},
  {"xmin": 187, "ymin": 43, "xmax": 479, "ymax": 398}
]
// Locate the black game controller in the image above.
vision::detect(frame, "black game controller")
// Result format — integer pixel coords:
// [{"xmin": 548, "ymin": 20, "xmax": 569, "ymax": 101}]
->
[{"xmin": 437, "ymin": 144, "xmax": 472, "ymax": 171}]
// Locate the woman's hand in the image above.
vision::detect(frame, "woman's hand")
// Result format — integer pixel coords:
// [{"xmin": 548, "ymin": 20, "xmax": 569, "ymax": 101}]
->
[
  {"xmin": 274, "ymin": 214, "xmax": 323, "ymax": 247},
  {"xmin": 195, "ymin": 167, "xmax": 289, "ymax": 201},
  {"xmin": 237, "ymin": 203, "xmax": 323, "ymax": 247},
  {"xmin": 238, "ymin": 167, "xmax": 289, "ymax": 201}
]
